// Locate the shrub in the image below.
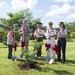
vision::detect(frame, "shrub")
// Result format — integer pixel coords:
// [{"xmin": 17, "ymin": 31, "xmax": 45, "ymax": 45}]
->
[
  {"xmin": 0, "ymin": 31, "xmax": 4, "ymax": 42},
  {"xmin": 29, "ymin": 33, "xmax": 35, "ymax": 40},
  {"xmin": 2, "ymin": 41, "xmax": 7, "ymax": 45},
  {"xmin": 0, "ymin": 30, "xmax": 36, "ymax": 42},
  {"xmin": 70, "ymin": 32, "xmax": 75, "ymax": 38},
  {"xmin": 14, "ymin": 31, "xmax": 20, "ymax": 41}
]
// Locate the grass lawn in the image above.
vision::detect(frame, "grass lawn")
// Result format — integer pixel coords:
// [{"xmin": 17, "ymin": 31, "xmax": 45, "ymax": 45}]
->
[{"xmin": 0, "ymin": 40, "xmax": 75, "ymax": 75}]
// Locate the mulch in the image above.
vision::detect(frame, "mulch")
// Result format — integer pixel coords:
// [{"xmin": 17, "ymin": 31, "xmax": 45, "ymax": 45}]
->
[{"xmin": 18, "ymin": 61, "xmax": 41, "ymax": 70}]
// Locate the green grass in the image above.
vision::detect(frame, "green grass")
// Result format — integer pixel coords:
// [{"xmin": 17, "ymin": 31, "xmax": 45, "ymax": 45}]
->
[{"xmin": 0, "ymin": 40, "xmax": 75, "ymax": 75}]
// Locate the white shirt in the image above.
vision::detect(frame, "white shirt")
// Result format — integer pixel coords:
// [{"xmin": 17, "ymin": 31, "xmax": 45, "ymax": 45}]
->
[
  {"xmin": 58, "ymin": 28, "xmax": 67, "ymax": 38},
  {"xmin": 34, "ymin": 28, "xmax": 45, "ymax": 38},
  {"xmin": 45, "ymin": 28, "xmax": 56, "ymax": 40},
  {"xmin": 7, "ymin": 32, "xmax": 14, "ymax": 45}
]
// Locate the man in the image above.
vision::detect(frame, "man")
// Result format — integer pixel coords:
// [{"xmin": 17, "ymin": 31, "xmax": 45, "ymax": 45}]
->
[
  {"xmin": 34, "ymin": 22, "xmax": 45, "ymax": 57},
  {"xmin": 20, "ymin": 20, "xmax": 30, "ymax": 50}
]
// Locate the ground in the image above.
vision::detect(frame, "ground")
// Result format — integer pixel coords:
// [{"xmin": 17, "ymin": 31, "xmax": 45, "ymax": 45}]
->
[{"xmin": 0, "ymin": 40, "xmax": 75, "ymax": 75}]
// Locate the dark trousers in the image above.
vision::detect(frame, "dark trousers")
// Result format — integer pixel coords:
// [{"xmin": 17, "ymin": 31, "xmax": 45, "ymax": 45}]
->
[
  {"xmin": 37, "ymin": 37, "xmax": 43, "ymax": 57},
  {"xmin": 24, "ymin": 38, "xmax": 29, "ymax": 50},
  {"xmin": 58, "ymin": 38, "xmax": 66, "ymax": 62},
  {"xmin": 8, "ymin": 45, "xmax": 13, "ymax": 59}
]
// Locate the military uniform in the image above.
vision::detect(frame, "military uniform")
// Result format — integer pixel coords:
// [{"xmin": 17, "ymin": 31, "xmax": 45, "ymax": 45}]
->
[{"xmin": 34, "ymin": 27, "xmax": 45, "ymax": 57}]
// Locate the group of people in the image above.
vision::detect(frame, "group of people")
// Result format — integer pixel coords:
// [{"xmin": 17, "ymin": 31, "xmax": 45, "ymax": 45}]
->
[
  {"xmin": 34, "ymin": 21, "xmax": 67, "ymax": 64},
  {"xmin": 7, "ymin": 20, "xmax": 67, "ymax": 64}
]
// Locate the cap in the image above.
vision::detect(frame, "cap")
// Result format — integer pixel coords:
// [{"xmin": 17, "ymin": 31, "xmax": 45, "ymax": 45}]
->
[
  {"xmin": 59, "ymin": 22, "xmax": 64, "ymax": 25},
  {"xmin": 37, "ymin": 22, "xmax": 42, "ymax": 24},
  {"xmin": 49, "ymin": 22, "xmax": 53, "ymax": 25}
]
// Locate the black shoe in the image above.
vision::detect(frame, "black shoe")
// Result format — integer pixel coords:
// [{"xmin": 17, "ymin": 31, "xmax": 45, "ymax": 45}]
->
[
  {"xmin": 8, "ymin": 58, "xmax": 11, "ymax": 59},
  {"xmin": 62, "ymin": 60, "xmax": 65, "ymax": 63},
  {"xmin": 8, "ymin": 57, "xmax": 11, "ymax": 59},
  {"xmin": 58, "ymin": 59, "xmax": 61, "ymax": 62},
  {"xmin": 37, "ymin": 55, "xmax": 41, "ymax": 57}
]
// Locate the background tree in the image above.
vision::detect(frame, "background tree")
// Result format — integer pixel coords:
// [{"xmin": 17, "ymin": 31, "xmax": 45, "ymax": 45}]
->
[
  {"xmin": 0, "ymin": 9, "xmax": 42, "ymax": 32},
  {"xmin": 0, "ymin": 9, "xmax": 42, "ymax": 41}
]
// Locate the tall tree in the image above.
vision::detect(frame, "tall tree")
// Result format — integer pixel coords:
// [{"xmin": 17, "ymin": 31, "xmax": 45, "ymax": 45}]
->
[
  {"xmin": 65, "ymin": 22, "xmax": 75, "ymax": 34},
  {"xmin": 0, "ymin": 9, "xmax": 45, "ymax": 33}
]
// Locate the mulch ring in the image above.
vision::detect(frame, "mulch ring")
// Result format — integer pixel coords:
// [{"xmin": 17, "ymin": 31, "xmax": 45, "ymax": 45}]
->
[{"xmin": 18, "ymin": 61, "xmax": 41, "ymax": 70}]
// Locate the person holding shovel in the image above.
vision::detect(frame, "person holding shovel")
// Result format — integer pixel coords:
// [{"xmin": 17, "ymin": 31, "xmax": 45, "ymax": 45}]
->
[
  {"xmin": 45, "ymin": 22, "xmax": 56, "ymax": 64},
  {"xmin": 20, "ymin": 20, "xmax": 30, "ymax": 50},
  {"xmin": 7, "ymin": 26, "xmax": 15, "ymax": 59},
  {"xmin": 34, "ymin": 22, "xmax": 45, "ymax": 57},
  {"xmin": 57, "ymin": 22, "xmax": 67, "ymax": 63}
]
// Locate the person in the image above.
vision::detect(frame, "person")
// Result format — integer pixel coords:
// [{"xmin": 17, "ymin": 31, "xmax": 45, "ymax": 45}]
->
[
  {"xmin": 7, "ymin": 26, "xmax": 15, "ymax": 59},
  {"xmin": 45, "ymin": 22, "xmax": 56, "ymax": 64},
  {"xmin": 20, "ymin": 20, "xmax": 30, "ymax": 50},
  {"xmin": 34, "ymin": 22, "xmax": 45, "ymax": 57},
  {"xmin": 57, "ymin": 22, "xmax": 67, "ymax": 63}
]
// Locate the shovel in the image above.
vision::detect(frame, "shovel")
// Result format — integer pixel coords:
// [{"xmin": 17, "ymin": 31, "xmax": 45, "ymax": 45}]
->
[{"xmin": 12, "ymin": 43, "xmax": 17, "ymax": 61}]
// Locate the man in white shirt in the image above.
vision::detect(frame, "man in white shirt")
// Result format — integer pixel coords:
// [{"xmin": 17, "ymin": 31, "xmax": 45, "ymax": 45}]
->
[{"xmin": 34, "ymin": 22, "xmax": 45, "ymax": 57}]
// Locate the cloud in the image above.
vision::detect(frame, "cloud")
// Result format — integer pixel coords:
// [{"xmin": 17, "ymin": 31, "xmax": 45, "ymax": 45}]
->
[
  {"xmin": 33, "ymin": 9, "xmax": 42, "ymax": 13},
  {"xmin": 48, "ymin": 0, "xmax": 74, "ymax": 3},
  {"xmin": 67, "ymin": 13, "xmax": 75, "ymax": 19},
  {"xmin": 37, "ymin": 9, "xmax": 42, "ymax": 12},
  {"xmin": 0, "ymin": 2, "xmax": 8, "ymax": 7},
  {"xmin": 11, "ymin": 0, "xmax": 37, "ymax": 9},
  {"xmin": 56, "ymin": 0, "xmax": 74, "ymax": 3},
  {"xmin": 45, "ymin": 3, "xmax": 75, "ymax": 19}
]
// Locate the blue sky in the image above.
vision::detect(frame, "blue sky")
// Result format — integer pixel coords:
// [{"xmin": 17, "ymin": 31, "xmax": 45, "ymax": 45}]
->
[{"xmin": 0, "ymin": 0, "xmax": 75, "ymax": 27}]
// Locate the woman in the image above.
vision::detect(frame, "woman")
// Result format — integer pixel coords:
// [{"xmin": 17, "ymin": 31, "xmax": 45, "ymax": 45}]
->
[
  {"xmin": 57, "ymin": 22, "xmax": 67, "ymax": 63},
  {"xmin": 7, "ymin": 26, "xmax": 15, "ymax": 59},
  {"xmin": 45, "ymin": 22, "xmax": 56, "ymax": 64},
  {"xmin": 34, "ymin": 22, "xmax": 45, "ymax": 57}
]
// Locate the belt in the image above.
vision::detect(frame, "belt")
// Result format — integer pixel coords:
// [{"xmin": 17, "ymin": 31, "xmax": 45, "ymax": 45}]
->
[{"xmin": 59, "ymin": 37, "xmax": 65, "ymax": 39}]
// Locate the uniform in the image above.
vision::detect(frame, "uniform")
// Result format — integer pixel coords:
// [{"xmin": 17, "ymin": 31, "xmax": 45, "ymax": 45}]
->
[
  {"xmin": 7, "ymin": 31, "xmax": 14, "ymax": 59},
  {"xmin": 20, "ymin": 25, "xmax": 30, "ymax": 50},
  {"xmin": 34, "ymin": 28, "xmax": 45, "ymax": 56},
  {"xmin": 57, "ymin": 28, "xmax": 67, "ymax": 62},
  {"xmin": 45, "ymin": 28, "xmax": 56, "ymax": 64}
]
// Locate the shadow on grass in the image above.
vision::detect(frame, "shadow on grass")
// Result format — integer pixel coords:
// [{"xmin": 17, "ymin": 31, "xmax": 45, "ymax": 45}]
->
[
  {"xmin": 33, "ymin": 56, "xmax": 45, "ymax": 61},
  {"xmin": 39, "ymin": 67, "xmax": 72, "ymax": 75},
  {"xmin": 65, "ymin": 59, "xmax": 75, "ymax": 66},
  {"xmin": 17, "ymin": 59, "xmax": 25, "ymax": 62},
  {"xmin": 17, "ymin": 58, "xmax": 73, "ymax": 75},
  {"xmin": 53, "ymin": 69, "xmax": 72, "ymax": 75},
  {"xmin": 54, "ymin": 59, "xmax": 75, "ymax": 65},
  {"xmin": 66, "ymin": 60, "xmax": 75, "ymax": 64},
  {"xmin": 17, "ymin": 58, "xmax": 44, "ymax": 65}
]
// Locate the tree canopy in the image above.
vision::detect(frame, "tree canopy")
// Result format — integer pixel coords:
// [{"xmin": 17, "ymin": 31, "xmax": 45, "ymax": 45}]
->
[{"xmin": 0, "ymin": 9, "xmax": 42, "ymax": 32}]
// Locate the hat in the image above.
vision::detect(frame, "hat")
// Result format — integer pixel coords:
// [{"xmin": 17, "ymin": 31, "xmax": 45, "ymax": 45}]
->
[
  {"xmin": 59, "ymin": 22, "xmax": 64, "ymax": 25},
  {"xmin": 37, "ymin": 22, "xmax": 42, "ymax": 24},
  {"xmin": 49, "ymin": 22, "xmax": 53, "ymax": 25}
]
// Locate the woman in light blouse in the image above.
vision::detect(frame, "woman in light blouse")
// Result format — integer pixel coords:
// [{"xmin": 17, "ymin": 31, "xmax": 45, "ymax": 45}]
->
[
  {"xmin": 7, "ymin": 26, "xmax": 15, "ymax": 59},
  {"xmin": 57, "ymin": 22, "xmax": 67, "ymax": 63}
]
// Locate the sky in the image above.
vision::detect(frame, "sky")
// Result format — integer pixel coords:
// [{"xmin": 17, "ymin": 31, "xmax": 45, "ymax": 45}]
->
[{"xmin": 0, "ymin": 0, "xmax": 75, "ymax": 27}]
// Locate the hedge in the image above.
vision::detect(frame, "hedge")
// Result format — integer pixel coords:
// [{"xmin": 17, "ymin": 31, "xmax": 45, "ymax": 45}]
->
[
  {"xmin": 70, "ymin": 32, "xmax": 75, "ymax": 38},
  {"xmin": 0, "ymin": 30, "xmax": 35, "ymax": 42}
]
